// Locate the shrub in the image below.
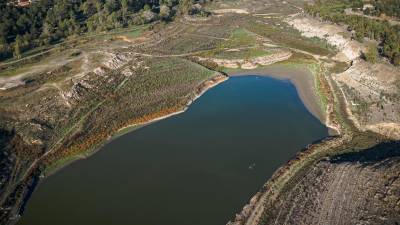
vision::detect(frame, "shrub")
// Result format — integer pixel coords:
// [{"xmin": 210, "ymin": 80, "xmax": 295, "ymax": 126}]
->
[{"xmin": 363, "ymin": 44, "xmax": 379, "ymax": 63}]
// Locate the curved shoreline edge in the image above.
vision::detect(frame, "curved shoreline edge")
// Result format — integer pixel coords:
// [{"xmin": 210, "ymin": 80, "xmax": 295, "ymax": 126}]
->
[
  {"xmin": 41, "ymin": 64, "xmax": 327, "ymax": 180},
  {"xmin": 9, "ymin": 73, "xmax": 228, "ymax": 225},
  {"xmin": 225, "ymin": 63, "xmax": 347, "ymax": 225},
  {"xmin": 16, "ymin": 63, "xmax": 335, "ymax": 225},
  {"xmin": 22, "ymin": 65, "xmax": 330, "ymax": 224},
  {"xmin": 116, "ymin": 74, "xmax": 229, "ymax": 135},
  {"xmin": 44, "ymin": 73, "xmax": 229, "ymax": 177},
  {"xmin": 228, "ymin": 65, "xmax": 325, "ymax": 126}
]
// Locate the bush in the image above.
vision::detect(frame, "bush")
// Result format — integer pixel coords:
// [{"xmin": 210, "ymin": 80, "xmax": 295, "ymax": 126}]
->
[
  {"xmin": 394, "ymin": 54, "xmax": 400, "ymax": 66},
  {"xmin": 363, "ymin": 44, "xmax": 379, "ymax": 63},
  {"xmin": 159, "ymin": 5, "xmax": 172, "ymax": 21}
]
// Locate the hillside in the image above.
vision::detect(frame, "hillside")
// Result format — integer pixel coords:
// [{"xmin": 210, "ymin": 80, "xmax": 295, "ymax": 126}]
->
[{"xmin": 0, "ymin": 0, "xmax": 400, "ymax": 224}]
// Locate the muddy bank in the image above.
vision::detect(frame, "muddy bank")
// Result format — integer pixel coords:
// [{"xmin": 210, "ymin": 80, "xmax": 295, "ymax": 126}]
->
[{"xmin": 228, "ymin": 65, "xmax": 324, "ymax": 124}]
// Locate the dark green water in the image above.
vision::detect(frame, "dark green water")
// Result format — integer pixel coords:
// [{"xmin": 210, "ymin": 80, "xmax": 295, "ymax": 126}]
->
[{"xmin": 18, "ymin": 76, "xmax": 328, "ymax": 225}]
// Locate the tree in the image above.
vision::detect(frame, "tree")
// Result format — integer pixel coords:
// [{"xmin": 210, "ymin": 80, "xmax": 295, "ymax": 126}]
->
[
  {"xmin": 121, "ymin": 0, "xmax": 129, "ymax": 20},
  {"xmin": 305, "ymin": 0, "xmax": 400, "ymax": 66},
  {"xmin": 160, "ymin": 0, "xmax": 179, "ymax": 7},
  {"xmin": 355, "ymin": 31, "xmax": 364, "ymax": 42},
  {"xmin": 0, "ymin": 36, "xmax": 6, "ymax": 45},
  {"xmin": 0, "ymin": 0, "xmax": 210, "ymax": 61},
  {"xmin": 81, "ymin": 1, "xmax": 98, "ymax": 17},
  {"xmin": 159, "ymin": 5, "xmax": 172, "ymax": 21},
  {"xmin": 13, "ymin": 35, "xmax": 23, "ymax": 59},
  {"xmin": 394, "ymin": 54, "xmax": 400, "ymax": 66},
  {"xmin": 143, "ymin": 4, "xmax": 151, "ymax": 11},
  {"xmin": 179, "ymin": 0, "xmax": 192, "ymax": 14},
  {"xmin": 104, "ymin": 0, "xmax": 120, "ymax": 15},
  {"xmin": 0, "ymin": 36, "xmax": 11, "ymax": 60},
  {"xmin": 363, "ymin": 44, "xmax": 379, "ymax": 63}
]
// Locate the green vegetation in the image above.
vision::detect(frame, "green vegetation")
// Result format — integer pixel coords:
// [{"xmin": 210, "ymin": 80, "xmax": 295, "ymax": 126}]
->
[
  {"xmin": 365, "ymin": 0, "xmax": 400, "ymax": 18},
  {"xmin": 0, "ymin": 0, "xmax": 211, "ymax": 61},
  {"xmin": 44, "ymin": 56, "xmax": 216, "ymax": 164},
  {"xmin": 227, "ymin": 28, "xmax": 257, "ymax": 47},
  {"xmin": 363, "ymin": 43, "xmax": 379, "ymax": 63},
  {"xmin": 243, "ymin": 21, "xmax": 335, "ymax": 56},
  {"xmin": 213, "ymin": 48, "xmax": 270, "ymax": 59},
  {"xmin": 197, "ymin": 28, "xmax": 271, "ymax": 60},
  {"xmin": 305, "ymin": 0, "xmax": 400, "ymax": 66}
]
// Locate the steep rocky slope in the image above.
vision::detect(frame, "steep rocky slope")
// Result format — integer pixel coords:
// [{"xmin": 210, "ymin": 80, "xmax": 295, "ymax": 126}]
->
[
  {"xmin": 286, "ymin": 17, "xmax": 365, "ymax": 62},
  {"xmin": 263, "ymin": 141, "xmax": 400, "ymax": 225},
  {"xmin": 333, "ymin": 60, "xmax": 400, "ymax": 139}
]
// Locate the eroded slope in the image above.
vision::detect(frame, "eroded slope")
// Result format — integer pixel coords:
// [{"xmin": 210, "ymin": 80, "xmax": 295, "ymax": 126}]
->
[{"xmin": 263, "ymin": 141, "xmax": 400, "ymax": 225}]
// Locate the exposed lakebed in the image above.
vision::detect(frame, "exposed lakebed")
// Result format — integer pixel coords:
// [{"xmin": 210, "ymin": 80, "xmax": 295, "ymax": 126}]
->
[{"xmin": 18, "ymin": 76, "xmax": 328, "ymax": 225}]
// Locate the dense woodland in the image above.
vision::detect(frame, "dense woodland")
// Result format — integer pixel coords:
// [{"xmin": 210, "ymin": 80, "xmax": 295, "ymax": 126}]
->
[
  {"xmin": 337, "ymin": 0, "xmax": 400, "ymax": 18},
  {"xmin": 305, "ymin": 0, "xmax": 400, "ymax": 66},
  {"xmin": 369, "ymin": 0, "xmax": 400, "ymax": 18},
  {"xmin": 0, "ymin": 0, "xmax": 210, "ymax": 60}
]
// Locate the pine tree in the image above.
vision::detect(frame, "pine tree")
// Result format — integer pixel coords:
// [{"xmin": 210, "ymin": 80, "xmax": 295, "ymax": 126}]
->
[{"xmin": 14, "ymin": 35, "xmax": 23, "ymax": 59}]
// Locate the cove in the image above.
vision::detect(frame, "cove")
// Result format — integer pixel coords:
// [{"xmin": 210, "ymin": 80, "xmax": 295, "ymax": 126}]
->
[{"xmin": 18, "ymin": 76, "xmax": 328, "ymax": 225}]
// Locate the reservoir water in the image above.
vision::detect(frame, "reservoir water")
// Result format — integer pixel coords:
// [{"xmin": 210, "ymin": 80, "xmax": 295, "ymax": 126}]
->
[{"xmin": 18, "ymin": 76, "xmax": 328, "ymax": 225}]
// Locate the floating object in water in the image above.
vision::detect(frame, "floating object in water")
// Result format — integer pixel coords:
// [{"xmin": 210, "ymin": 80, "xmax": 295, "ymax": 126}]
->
[{"xmin": 248, "ymin": 163, "xmax": 256, "ymax": 170}]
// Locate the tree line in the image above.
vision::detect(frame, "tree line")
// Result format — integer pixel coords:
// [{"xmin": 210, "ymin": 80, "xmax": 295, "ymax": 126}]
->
[
  {"xmin": 0, "ymin": 0, "xmax": 211, "ymax": 61},
  {"xmin": 369, "ymin": 0, "xmax": 400, "ymax": 18},
  {"xmin": 335, "ymin": 0, "xmax": 400, "ymax": 18},
  {"xmin": 305, "ymin": 0, "xmax": 400, "ymax": 66}
]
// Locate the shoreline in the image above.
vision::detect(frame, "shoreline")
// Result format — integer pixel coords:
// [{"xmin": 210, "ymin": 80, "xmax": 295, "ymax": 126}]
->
[
  {"xmin": 42, "ymin": 73, "xmax": 229, "ymax": 178},
  {"xmin": 226, "ymin": 134, "xmax": 349, "ymax": 225},
  {"xmin": 18, "ymin": 63, "xmax": 333, "ymax": 225},
  {"xmin": 20, "ymin": 64, "xmax": 331, "ymax": 225},
  {"xmin": 30, "ymin": 62, "xmax": 327, "ymax": 180},
  {"xmin": 228, "ymin": 65, "xmax": 326, "ymax": 125},
  {"xmin": 115, "ymin": 74, "xmax": 229, "ymax": 136},
  {"xmin": 14, "ymin": 73, "xmax": 229, "ymax": 224},
  {"xmin": 227, "ymin": 65, "xmax": 349, "ymax": 225},
  {"xmin": 226, "ymin": 62, "xmax": 349, "ymax": 225}
]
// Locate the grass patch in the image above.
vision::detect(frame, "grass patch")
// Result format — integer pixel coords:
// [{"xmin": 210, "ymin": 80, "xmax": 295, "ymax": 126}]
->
[
  {"xmin": 0, "ymin": 66, "xmax": 34, "ymax": 77},
  {"xmin": 244, "ymin": 21, "xmax": 335, "ymax": 56},
  {"xmin": 200, "ymin": 47, "xmax": 271, "ymax": 60},
  {"xmin": 224, "ymin": 28, "xmax": 258, "ymax": 48},
  {"xmin": 196, "ymin": 27, "xmax": 271, "ymax": 60}
]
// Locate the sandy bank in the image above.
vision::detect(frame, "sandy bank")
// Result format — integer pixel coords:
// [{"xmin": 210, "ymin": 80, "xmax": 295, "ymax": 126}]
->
[{"xmin": 228, "ymin": 65, "xmax": 325, "ymax": 124}]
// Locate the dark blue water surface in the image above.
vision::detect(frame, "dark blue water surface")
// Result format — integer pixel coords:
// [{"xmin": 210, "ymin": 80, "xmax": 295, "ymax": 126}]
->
[{"xmin": 18, "ymin": 76, "xmax": 328, "ymax": 225}]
